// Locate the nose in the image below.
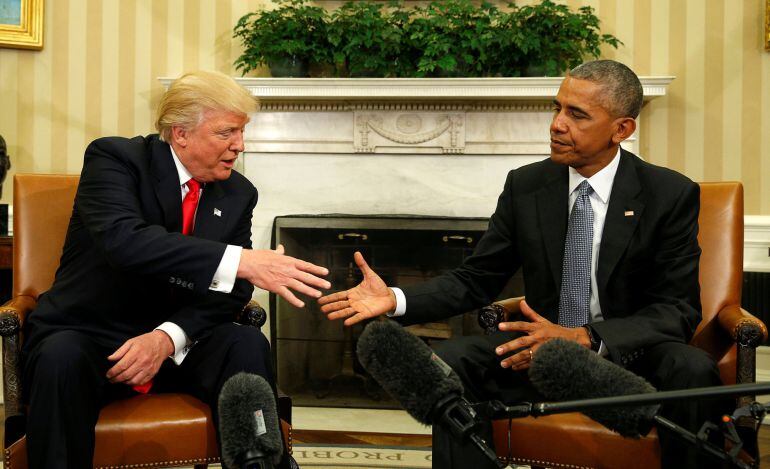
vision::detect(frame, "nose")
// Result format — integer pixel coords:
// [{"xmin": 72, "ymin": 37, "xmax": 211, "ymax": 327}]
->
[
  {"xmin": 230, "ymin": 130, "xmax": 245, "ymax": 153},
  {"xmin": 550, "ymin": 110, "xmax": 567, "ymax": 134}
]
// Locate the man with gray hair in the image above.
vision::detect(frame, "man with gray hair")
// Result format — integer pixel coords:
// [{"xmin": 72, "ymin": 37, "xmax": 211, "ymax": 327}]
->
[
  {"xmin": 22, "ymin": 70, "xmax": 325, "ymax": 468},
  {"xmin": 320, "ymin": 60, "xmax": 721, "ymax": 469}
]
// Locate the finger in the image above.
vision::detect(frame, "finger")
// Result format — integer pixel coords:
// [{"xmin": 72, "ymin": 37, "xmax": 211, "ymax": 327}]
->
[
  {"xmin": 286, "ymin": 278, "xmax": 322, "ymax": 299},
  {"xmin": 107, "ymin": 356, "xmax": 137, "ymax": 381},
  {"xmin": 498, "ymin": 321, "xmax": 535, "ymax": 333},
  {"xmin": 344, "ymin": 313, "xmax": 369, "ymax": 327},
  {"xmin": 325, "ymin": 307, "xmax": 357, "ymax": 321},
  {"xmin": 319, "ymin": 299, "xmax": 350, "ymax": 314},
  {"xmin": 276, "ymin": 286, "xmax": 304, "ymax": 308},
  {"xmin": 502, "ymin": 349, "xmax": 533, "ymax": 370},
  {"xmin": 353, "ymin": 251, "xmax": 376, "ymax": 278},
  {"xmin": 318, "ymin": 291, "xmax": 349, "ymax": 305},
  {"xmin": 294, "ymin": 259, "xmax": 329, "ymax": 278},
  {"xmin": 275, "ymin": 244, "xmax": 285, "ymax": 255},
  {"xmin": 495, "ymin": 336, "xmax": 536, "ymax": 356},
  {"xmin": 107, "ymin": 341, "xmax": 132, "ymax": 362},
  {"xmin": 292, "ymin": 269, "xmax": 331, "ymax": 290},
  {"xmin": 520, "ymin": 300, "xmax": 546, "ymax": 322}
]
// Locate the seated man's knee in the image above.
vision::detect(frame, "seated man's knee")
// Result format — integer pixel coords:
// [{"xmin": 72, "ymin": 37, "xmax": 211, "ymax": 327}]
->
[
  {"xmin": 227, "ymin": 325, "xmax": 270, "ymax": 358},
  {"xmin": 26, "ymin": 331, "xmax": 101, "ymax": 385},
  {"xmin": 657, "ymin": 345, "xmax": 720, "ymax": 389}
]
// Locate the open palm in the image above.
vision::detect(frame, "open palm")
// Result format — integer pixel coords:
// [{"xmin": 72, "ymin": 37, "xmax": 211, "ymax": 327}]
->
[{"xmin": 318, "ymin": 251, "xmax": 396, "ymax": 326}]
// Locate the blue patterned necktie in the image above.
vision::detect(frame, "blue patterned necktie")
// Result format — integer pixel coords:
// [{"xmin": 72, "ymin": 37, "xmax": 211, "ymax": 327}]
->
[{"xmin": 558, "ymin": 180, "xmax": 594, "ymax": 328}]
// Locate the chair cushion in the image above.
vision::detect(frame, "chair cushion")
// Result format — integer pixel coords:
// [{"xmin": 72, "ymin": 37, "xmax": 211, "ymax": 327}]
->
[
  {"xmin": 93, "ymin": 393, "xmax": 220, "ymax": 467},
  {"xmin": 492, "ymin": 413, "xmax": 661, "ymax": 469}
]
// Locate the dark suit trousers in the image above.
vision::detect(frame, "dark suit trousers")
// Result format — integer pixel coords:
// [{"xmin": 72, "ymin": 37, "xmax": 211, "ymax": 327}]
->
[
  {"xmin": 432, "ymin": 333, "xmax": 727, "ymax": 469},
  {"xmin": 22, "ymin": 322, "xmax": 285, "ymax": 469}
]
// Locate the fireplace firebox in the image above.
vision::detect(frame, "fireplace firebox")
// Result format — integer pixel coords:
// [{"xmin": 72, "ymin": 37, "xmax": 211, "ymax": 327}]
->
[{"xmin": 270, "ymin": 215, "xmax": 523, "ymax": 409}]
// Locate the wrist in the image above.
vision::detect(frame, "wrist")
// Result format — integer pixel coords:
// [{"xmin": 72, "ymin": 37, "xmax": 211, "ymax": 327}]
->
[
  {"xmin": 154, "ymin": 329, "xmax": 175, "ymax": 357},
  {"xmin": 582, "ymin": 325, "xmax": 601, "ymax": 352}
]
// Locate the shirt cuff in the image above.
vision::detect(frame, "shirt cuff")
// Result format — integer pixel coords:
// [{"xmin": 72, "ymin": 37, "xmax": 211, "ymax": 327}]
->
[
  {"xmin": 155, "ymin": 322, "xmax": 191, "ymax": 365},
  {"xmin": 597, "ymin": 340, "xmax": 609, "ymax": 357},
  {"xmin": 210, "ymin": 245, "xmax": 242, "ymax": 293},
  {"xmin": 387, "ymin": 287, "xmax": 406, "ymax": 317}
]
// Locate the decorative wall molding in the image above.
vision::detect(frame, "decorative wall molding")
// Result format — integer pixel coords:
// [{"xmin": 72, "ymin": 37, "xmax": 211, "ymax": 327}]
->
[{"xmin": 745, "ymin": 215, "xmax": 770, "ymax": 273}]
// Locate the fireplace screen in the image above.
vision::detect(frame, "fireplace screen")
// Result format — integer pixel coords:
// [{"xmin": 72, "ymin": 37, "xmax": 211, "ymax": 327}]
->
[{"xmin": 270, "ymin": 215, "xmax": 522, "ymax": 409}]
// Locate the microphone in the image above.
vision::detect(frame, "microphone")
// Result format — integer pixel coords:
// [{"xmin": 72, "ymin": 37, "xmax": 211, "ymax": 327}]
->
[
  {"xmin": 218, "ymin": 372, "xmax": 283, "ymax": 469},
  {"xmin": 528, "ymin": 338, "xmax": 659, "ymax": 438},
  {"xmin": 357, "ymin": 319, "xmax": 505, "ymax": 468}
]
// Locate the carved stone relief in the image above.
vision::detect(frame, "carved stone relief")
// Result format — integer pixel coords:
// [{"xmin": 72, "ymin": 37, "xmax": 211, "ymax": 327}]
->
[{"xmin": 354, "ymin": 111, "xmax": 465, "ymax": 154}]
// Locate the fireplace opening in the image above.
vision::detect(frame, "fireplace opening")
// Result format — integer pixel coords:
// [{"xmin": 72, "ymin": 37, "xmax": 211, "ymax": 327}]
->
[{"xmin": 270, "ymin": 214, "xmax": 523, "ymax": 409}]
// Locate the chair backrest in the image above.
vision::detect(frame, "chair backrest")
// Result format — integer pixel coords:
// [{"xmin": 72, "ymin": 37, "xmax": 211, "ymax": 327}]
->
[
  {"xmin": 692, "ymin": 182, "xmax": 744, "ymax": 384},
  {"xmin": 13, "ymin": 174, "xmax": 79, "ymax": 300}
]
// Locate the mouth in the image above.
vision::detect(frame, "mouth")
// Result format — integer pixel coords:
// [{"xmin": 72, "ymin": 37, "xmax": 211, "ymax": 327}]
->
[
  {"xmin": 220, "ymin": 157, "xmax": 238, "ymax": 168},
  {"xmin": 550, "ymin": 139, "xmax": 571, "ymax": 150}
]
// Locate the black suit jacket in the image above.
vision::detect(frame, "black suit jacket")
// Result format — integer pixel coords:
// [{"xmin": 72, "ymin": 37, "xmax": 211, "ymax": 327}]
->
[
  {"xmin": 25, "ymin": 135, "xmax": 258, "ymax": 352},
  {"xmin": 401, "ymin": 149, "xmax": 702, "ymax": 368}
]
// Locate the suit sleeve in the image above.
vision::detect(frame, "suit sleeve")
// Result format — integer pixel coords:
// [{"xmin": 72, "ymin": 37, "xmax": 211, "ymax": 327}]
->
[
  {"xmin": 166, "ymin": 191, "xmax": 257, "ymax": 341},
  {"xmin": 76, "ymin": 138, "xmax": 227, "ymax": 294},
  {"xmin": 400, "ymin": 171, "xmax": 522, "ymax": 324},
  {"xmin": 591, "ymin": 182, "xmax": 702, "ymax": 367}
]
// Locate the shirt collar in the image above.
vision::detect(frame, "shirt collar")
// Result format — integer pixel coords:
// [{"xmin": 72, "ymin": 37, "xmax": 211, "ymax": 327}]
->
[
  {"xmin": 567, "ymin": 147, "xmax": 621, "ymax": 204},
  {"xmin": 169, "ymin": 145, "xmax": 194, "ymax": 187}
]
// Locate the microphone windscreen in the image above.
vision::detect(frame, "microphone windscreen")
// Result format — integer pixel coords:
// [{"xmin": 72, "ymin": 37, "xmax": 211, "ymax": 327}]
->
[
  {"xmin": 529, "ymin": 338, "xmax": 658, "ymax": 438},
  {"xmin": 218, "ymin": 372, "xmax": 283, "ymax": 468},
  {"xmin": 357, "ymin": 319, "xmax": 464, "ymax": 425}
]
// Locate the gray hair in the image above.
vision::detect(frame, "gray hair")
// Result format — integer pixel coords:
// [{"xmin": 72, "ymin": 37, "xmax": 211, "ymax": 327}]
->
[{"xmin": 568, "ymin": 60, "xmax": 643, "ymax": 119}]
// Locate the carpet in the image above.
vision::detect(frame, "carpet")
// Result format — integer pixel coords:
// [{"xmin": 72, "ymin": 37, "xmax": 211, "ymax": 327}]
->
[{"xmin": 292, "ymin": 444, "xmax": 432, "ymax": 468}]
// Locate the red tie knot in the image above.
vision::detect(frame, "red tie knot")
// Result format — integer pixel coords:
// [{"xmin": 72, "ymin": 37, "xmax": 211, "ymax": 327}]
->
[{"xmin": 186, "ymin": 179, "xmax": 201, "ymax": 199}]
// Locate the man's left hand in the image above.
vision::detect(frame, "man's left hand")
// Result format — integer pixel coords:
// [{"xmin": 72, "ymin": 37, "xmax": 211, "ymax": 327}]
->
[
  {"xmin": 106, "ymin": 330, "xmax": 174, "ymax": 386},
  {"xmin": 495, "ymin": 300, "xmax": 591, "ymax": 371}
]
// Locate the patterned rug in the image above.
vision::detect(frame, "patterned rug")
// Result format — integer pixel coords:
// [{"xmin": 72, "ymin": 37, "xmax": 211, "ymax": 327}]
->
[{"xmin": 292, "ymin": 444, "xmax": 432, "ymax": 468}]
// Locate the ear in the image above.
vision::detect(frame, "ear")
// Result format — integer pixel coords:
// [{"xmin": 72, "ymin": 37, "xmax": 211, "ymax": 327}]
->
[
  {"xmin": 611, "ymin": 117, "xmax": 637, "ymax": 144},
  {"xmin": 170, "ymin": 126, "xmax": 188, "ymax": 148}
]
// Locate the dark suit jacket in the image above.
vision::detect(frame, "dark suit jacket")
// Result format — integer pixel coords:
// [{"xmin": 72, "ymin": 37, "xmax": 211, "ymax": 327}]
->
[
  {"xmin": 24, "ymin": 135, "xmax": 258, "ymax": 352},
  {"xmin": 401, "ymin": 149, "xmax": 702, "ymax": 368}
]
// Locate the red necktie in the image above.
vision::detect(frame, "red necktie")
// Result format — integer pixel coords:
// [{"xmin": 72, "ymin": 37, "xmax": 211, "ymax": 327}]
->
[
  {"xmin": 133, "ymin": 179, "xmax": 201, "ymax": 395},
  {"xmin": 181, "ymin": 179, "xmax": 201, "ymax": 235}
]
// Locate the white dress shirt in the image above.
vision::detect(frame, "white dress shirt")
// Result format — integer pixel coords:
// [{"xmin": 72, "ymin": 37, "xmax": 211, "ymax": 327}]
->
[
  {"xmin": 390, "ymin": 149, "xmax": 622, "ymax": 353},
  {"xmin": 154, "ymin": 146, "xmax": 243, "ymax": 364}
]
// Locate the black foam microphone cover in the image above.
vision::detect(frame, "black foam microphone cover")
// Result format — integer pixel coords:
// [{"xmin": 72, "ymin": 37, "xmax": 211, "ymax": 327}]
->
[
  {"xmin": 356, "ymin": 319, "xmax": 464, "ymax": 425},
  {"xmin": 529, "ymin": 338, "xmax": 659, "ymax": 438},
  {"xmin": 218, "ymin": 372, "xmax": 283, "ymax": 469}
]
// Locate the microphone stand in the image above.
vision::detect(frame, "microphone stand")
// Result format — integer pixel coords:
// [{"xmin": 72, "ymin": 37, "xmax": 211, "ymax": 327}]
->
[{"xmin": 472, "ymin": 381, "xmax": 770, "ymax": 469}]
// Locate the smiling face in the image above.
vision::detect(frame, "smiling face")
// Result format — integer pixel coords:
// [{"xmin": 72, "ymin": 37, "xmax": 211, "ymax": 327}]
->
[
  {"xmin": 170, "ymin": 109, "xmax": 249, "ymax": 183},
  {"xmin": 549, "ymin": 77, "xmax": 636, "ymax": 178}
]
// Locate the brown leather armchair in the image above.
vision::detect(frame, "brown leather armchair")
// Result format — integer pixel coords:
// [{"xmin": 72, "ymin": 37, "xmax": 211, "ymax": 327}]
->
[
  {"xmin": 1, "ymin": 174, "xmax": 292, "ymax": 468},
  {"xmin": 479, "ymin": 182, "xmax": 767, "ymax": 468}
]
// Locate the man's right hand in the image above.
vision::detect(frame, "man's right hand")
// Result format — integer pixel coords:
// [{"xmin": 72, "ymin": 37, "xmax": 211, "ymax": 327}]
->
[
  {"xmin": 318, "ymin": 251, "xmax": 396, "ymax": 326},
  {"xmin": 237, "ymin": 244, "xmax": 330, "ymax": 308}
]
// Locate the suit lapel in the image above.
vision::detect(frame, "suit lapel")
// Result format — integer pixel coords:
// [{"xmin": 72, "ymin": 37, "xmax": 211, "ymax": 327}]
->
[
  {"xmin": 194, "ymin": 182, "xmax": 229, "ymax": 241},
  {"xmin": 150, "ymin": 139, "xmax": 183, "ymax": 233},
  {"xmin": 536, "ymin": 164, "xmax": 569, "ymax": 289},
  {"xmin": 597, "ymin": 150, "xmax": 645, "ymax": 300}
]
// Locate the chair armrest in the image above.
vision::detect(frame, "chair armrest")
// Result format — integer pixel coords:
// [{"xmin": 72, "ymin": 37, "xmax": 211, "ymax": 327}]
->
[
  {"xmin": 237, "ymin": 299, "xmax": 268, "ymax": 329},
  {"xmin": 716, "ymin": 305, "xmax": 767, "ymax": 349},
  {"xmin": 477, "ymin": 297, "xmax": 524, "ymax": 334},
  {"xmin": 1, "ymin": 295, "xmax": 37, "ymax": 443},
  {"xmin": 0, "ymin": 295, "xmax": 37, "ymax": 336}
]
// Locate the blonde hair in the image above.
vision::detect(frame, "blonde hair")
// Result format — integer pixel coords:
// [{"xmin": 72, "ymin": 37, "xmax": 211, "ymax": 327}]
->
[{"xmin": 155, "ymin": 70, "xmax": 258, "ymax": 142}]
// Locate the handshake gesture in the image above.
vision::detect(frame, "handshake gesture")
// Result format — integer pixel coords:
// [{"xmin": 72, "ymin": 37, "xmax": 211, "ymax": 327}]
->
[{"xmin": 318, "ymin": 251, "xmax": 396, "ymax": 325}]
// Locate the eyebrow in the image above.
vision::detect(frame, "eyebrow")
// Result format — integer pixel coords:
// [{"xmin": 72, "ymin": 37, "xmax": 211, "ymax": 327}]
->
[{"xmin": 552, "ymin": 99, "xmax": 589, "ymax": 117}]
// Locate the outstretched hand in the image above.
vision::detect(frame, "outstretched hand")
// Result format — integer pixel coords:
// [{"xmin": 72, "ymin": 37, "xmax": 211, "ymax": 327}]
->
[
  {"xmin": 318, "ymin": 251, "xmax": 396, "ymax": 326},
  {"xmin": 237, "ymin": 244, "xmax": 331, "ymax": 308}
]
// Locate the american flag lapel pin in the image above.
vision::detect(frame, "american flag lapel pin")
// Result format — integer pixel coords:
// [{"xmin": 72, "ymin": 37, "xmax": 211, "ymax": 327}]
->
[
  {"xmin": 624, "ymin": 210, "xmax": 634, "ymax": 217},
  {"xmin": 214, "ymin": 208, "xmax": 222, "ymax": 217}
]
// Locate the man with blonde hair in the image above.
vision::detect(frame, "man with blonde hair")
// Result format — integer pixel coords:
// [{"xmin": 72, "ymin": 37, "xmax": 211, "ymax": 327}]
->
[{"xmin": 22, "ymin": 70, "xmax": 324, "ymax": 468}]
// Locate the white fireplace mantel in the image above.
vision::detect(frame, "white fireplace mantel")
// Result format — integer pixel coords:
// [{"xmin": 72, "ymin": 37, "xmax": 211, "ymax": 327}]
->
[{"xmin": 161, "ymin": 76, "xmax": 675, "ymax": 102}]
